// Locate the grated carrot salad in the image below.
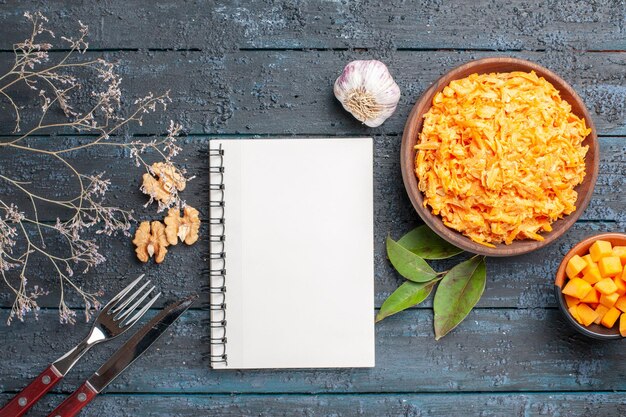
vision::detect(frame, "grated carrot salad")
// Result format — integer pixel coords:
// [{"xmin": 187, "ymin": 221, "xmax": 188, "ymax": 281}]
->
[{"xmin": 415, "ymin": 71, "xmax": 591, "ymax": 246}]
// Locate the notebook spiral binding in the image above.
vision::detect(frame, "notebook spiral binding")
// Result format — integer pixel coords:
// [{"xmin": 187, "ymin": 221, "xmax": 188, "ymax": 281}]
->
[{"xmin": 206, "ymin": 145, "xmax": 227, "ymax": 366}]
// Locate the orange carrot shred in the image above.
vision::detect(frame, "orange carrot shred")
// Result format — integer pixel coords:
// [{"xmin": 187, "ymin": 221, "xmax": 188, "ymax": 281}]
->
[{"xmin": 415, "ymin": 71, "xmax": 590, "ymax": 245}]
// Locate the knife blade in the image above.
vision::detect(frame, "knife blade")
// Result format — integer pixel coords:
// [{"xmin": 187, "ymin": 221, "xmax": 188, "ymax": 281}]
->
[{"xmin": 47, "ymin": 294, "xmax": 197, "ymax": 417}]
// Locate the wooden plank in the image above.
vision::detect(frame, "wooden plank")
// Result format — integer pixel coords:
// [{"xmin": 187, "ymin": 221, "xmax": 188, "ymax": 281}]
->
[
  {"xmin": 3, "ymin": 393, "xmax": 626, "ymax": 417},
  {"xmin": 2, "ymin": 308, "xmax": 626, "ymax": 394},
  {"xmin": 0, "ymin": 0, "xmax": 622, "ymax": 407},
  {"xmin": 0, "ymin": 224, "xmax": 210, "ymax": 311},
  {"xmin": 0, "ymin": 0, "xmax": 624, "ymax": 51},
  {"xmin": 0, "ymin": 136, "xmax": 623, "ymax": 223},
  {"xmin": 0, "ymin": 137, "xmax": 210, "ymax": 222},
  {"xmin": 0, "ymin": 220, "xmax": 619, "ymax": 311},
  {"xmin": 0, "ymin": 50, "xmax": 624, "ymax": 136},
  {"xmin": 0, "ymin": 137, "xmax": 622, "ymax": 310}
]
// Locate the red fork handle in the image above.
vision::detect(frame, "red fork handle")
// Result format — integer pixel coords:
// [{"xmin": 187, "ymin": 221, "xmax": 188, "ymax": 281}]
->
[
  {"xmin": 0, "ymin": 365, "xmax": 62, "ymax": 417},
  {"xmin": 47, "ymin": 382, "xmax": 97, "ymax": 417}
]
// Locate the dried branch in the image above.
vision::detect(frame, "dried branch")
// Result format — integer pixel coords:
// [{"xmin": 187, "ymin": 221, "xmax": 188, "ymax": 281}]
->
[{"xmin": 0, "ymin": 12, "xmax": 187, "ymax": 324}]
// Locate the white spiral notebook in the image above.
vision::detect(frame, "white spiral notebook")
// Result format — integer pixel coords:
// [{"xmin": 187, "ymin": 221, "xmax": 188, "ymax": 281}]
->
[{"xmin": 208, "ymin": 137, "xmax": 375, "ymax": 369}]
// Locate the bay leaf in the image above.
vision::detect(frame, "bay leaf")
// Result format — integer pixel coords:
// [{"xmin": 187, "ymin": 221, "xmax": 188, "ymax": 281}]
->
[
  {"xmin": 387, "ymin": 235, "xmax": 437, "ymax": 282},
  {"xmin": 376, "ymin": 280, "xmax": 436, "ymax": 322},
  {"xmin": 433, "ymin": 256, "xmax": 486, "ymax": 340},
  {"xmin": 398, "ymin": 225, "xmax": 463, "ymax": 260}
]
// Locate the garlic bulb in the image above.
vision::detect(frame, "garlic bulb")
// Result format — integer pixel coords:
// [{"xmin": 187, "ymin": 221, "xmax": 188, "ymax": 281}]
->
[{"xmin": 334, "ymin": 60, "xmax": 401, "ymax": 127}]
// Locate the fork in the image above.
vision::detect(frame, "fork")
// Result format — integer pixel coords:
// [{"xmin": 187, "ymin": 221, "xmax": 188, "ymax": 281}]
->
[{"xmin": 0, "ymin": 275, "xmax": 161, "ymax": 417}]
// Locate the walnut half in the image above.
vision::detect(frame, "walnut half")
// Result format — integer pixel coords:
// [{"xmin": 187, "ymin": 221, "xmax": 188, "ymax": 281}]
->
[
  {"xmin": 141, "ymin": 162, "xmax": 186, "ymax": 205},
  {"xmin": 132, "ymin": 221, "xmax": 169, "ymax": 263},
  {"xmin": 164, "ymin": 206, "xmax": 201, "ymax": 245}
]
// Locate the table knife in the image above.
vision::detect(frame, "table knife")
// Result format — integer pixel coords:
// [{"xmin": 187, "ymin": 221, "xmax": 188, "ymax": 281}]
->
[
  {"xmin": 0, "ymin": 275, "xmax": 158, "ymax": 417},
  {"xmin": 47, "ymin": 294, "xmax": 197, "ymax": 417}
]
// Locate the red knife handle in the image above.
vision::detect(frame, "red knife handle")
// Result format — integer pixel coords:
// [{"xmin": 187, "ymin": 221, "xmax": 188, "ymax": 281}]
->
[
  {"xmin": 0, "ymin": 365, "xmax": 62, "ymax": 417},
  {"xmin": 47, "ymin": 382, "xmax": 97, "ymax": 417}
]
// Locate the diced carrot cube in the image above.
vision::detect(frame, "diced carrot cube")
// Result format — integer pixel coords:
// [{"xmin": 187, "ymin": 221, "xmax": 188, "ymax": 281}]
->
[
  {"xmin": 590, "ymin": 240, "xmax": 613, "ymax": 262},
  {"xmin": 601, "ymin": 307, "xmax": 621, "ymax": 328},
  {"xmin": 622, "ymin": 266, "xmax": 626, "ymax": 281},
  {"xmin": 594, "ymin": 305, "xmax": 610, "ymax": 324},
  {"xmin": 562, "ymin": 278, "xmax": 593, "ymax": 299},
  {"xmin": 598, "ymin": 256, "xmax": 622, "ymax": 278},
  {"xmin": 569, "ymin": 306, "xmax": 583, "ymax": 325},
  {"xmin": 620, "ymin": 314, "xmax": 626, "ymax": 337},
  {"xmin": 582, "ymin": 265, "xmax": 602, "ymax": 284},
  {"xmin": 577, "ymin": 303, "xmax": 599, "ymax": 327},
  {"xmin": 581, "ymin": 254, "xmax": 595, "ymax": 271},
  {"xmin": 581, "ymin": 289, "xmax": 600, "ymax": 304},
  {"xmin": 614, "ymin": 276, "xmax": 626, "ymax": 296},
  {"xmin": 564, "ymin": 294, "xmax": 580, "ymax": 309},
  {"xmin": 615, "ymin": 295, "xmax": 626, "ymax": 313},
  {"xmin": 612, "ymin": 246, "xmax": 626, "ymax": 266},
  {"xmin": 600, "ymin": 292, "xmax": 619, "ymax": 308},
  {"xmin": 566, "ymin": 255, "xmax": 588, "ymax": 279},
  {"xmin": 595, "ymin": 278, "xmax": 618, "ymax": 295}
]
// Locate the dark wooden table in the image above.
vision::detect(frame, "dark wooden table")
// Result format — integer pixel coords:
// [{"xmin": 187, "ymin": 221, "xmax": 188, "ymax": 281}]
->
[{"xmin": 0, "ymin": 1, "xmax": 625, "ymax": 416}]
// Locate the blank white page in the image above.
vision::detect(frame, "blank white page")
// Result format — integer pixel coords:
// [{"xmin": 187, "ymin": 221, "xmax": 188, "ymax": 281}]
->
[{"xmin": 210, "ymin": 138, "xmax": 375, "ymax": 369}]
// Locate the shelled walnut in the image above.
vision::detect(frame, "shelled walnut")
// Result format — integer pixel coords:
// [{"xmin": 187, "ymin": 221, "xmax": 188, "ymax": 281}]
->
[
  {"xmin": 133, "ymin": 221, "xmax": 169, "ymax": 263},
  {"xmin": 164, "ymin": 206, "xmax": 201, "ymax": 245},
  {"xmin": 141, "ymin": 162, "xmax": 186, "ymax": 205}
]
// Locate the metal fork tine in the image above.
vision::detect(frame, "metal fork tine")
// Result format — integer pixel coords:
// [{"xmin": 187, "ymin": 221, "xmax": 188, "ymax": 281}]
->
[
  {"xmin": 103, "ymin": 275, "xmax": 145, "ymax": 312},
  {"xmin": 44, "ymin": 275, "xmax": 162, "ymax": 384},
  {"xmin": 109, "ymin": 280, "xmax": 151, "ymax": 315},
  {"xmin": 123, "ymin": 292, "xmax": 162, "ymax": 328},
  {"xmin": 115, "ymin": 286, "xmax": 156, "ymax": 322}
]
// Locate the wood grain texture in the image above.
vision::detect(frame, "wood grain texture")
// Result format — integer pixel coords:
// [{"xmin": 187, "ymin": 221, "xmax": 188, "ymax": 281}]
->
[
  {"xmin": 2, "ymin": 309, "xmax": 626, "ymax": 394},
  {"xmin": 0, "ymin": 50, "xmax": 624, "ymax": 136},
  {"xmin": 0, "ymin": 221, "xmax": 621, "ymax": 310},
  {"xmin": 1, "ymin": 136, "xmax": 622, "ymax": 224},
  {"xmin": 0, "ymin": 136, "xmax": 622, "ymax": 310},
  {"xmin": 0, "ymin": 1, "xmax": 624, "ymax": 415},
  {"xmin": 5, "ymin": 393, "xmax": 626, "ymax": 417},
  {"xmin": 0, "ymin": 0, "xmax": 624, "ymax": 51}
]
